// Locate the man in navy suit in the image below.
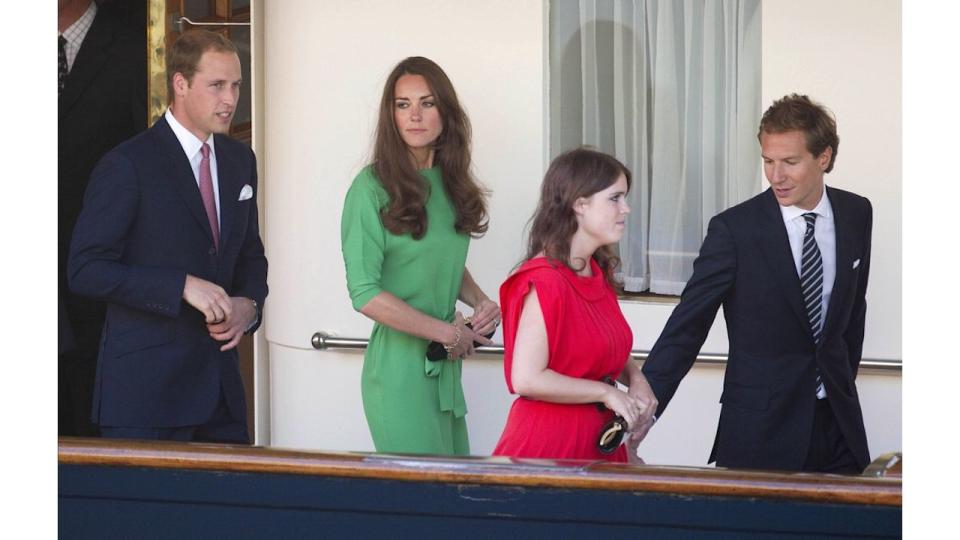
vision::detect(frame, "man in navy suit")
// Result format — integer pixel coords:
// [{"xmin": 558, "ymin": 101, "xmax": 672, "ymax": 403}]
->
[
  {"xmin": 59, "ymin": 0, "xmax": 147, "ymax": 437},
  {"xmin": 642, "ymin": 94, "xmax": 872, "ymax": 473},
  {"xmin": 69, "ymin": 30, "xmax": 268, "ymax": 443}
]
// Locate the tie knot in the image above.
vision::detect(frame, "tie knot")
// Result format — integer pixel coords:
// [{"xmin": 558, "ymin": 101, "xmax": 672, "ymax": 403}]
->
[
  {"xmin": 802, "ymin": 212, "xmax": 818, "ymax": 230},
  {"xmin": 59, "ymin": 35, "xmax": 67, "ymax": 47},
  {"xmin": 201, "ymin": 143, "xmax": 211, "ymax": 159}
]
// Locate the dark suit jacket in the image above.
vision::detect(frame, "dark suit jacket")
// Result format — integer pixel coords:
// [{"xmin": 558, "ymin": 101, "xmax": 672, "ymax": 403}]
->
[
  {"xmin": 59, "ymin": 7, "xmax": 146, "ymax": 358},
  {"xmin": 642, "ymin": 187, "xmax": 872, "ymax": 471},
  {"xmin": 68, "ymin": 117, "xmax": 268, "ymax": 428}
]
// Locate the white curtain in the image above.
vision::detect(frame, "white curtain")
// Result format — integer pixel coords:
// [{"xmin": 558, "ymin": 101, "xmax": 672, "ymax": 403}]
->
[{"xmin": 550, "ymin": 0, "xmax": 762, "ymax": 294}]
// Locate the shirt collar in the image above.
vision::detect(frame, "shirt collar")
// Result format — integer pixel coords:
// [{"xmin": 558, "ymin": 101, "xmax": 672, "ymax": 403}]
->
[
  {"xmin": 779, "ymin": 185, "xmax": 833, "ymax": 224},
  {"xmin": 61, "ymin": 1, "xmax": 97, "ymax": 47},
  {"xmin": 165, "ymin": 108, "xmax": 215, "ymax": 160}
]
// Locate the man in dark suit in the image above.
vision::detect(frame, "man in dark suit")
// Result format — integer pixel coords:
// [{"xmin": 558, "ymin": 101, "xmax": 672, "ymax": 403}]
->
[
  {"xmin": 642, "ymin": 94, "xmax": 872, "ymax": 473},
  {"xmin": 59, "ymin": 0, "xmax": 147, "ymax": 437},
  {"xmin": 68, "ymin": 30, "xmax": 268, "ymax": 443}
]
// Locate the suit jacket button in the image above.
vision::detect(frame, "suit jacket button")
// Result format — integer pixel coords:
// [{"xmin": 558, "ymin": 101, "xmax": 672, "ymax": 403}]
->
[{"xmin": 208, "ymin": 247, "xmax": 216, "ymax": 255}]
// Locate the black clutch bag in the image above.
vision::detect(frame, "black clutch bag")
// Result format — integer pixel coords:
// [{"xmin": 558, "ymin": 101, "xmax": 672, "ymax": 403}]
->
[
  {"xmin": 594, "ymin": 376, "xmax": 627, "ymax": 453},
  {"xmin": 597, "ymin": 416, "xmax": 628, "ymax": 454},
  {"xmin": 426, "ymin": 322, "xmax": 495, "ymax": 361}
]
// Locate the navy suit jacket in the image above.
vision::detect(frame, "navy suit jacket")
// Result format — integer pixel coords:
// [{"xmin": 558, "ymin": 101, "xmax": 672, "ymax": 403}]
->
[
  {"xmin": 642, "ymin": 187, "xmax": 872, "ymax": 471},
  {"xmin": 68, "ymin": 117, "xmax": 268, "ymax": 428}
]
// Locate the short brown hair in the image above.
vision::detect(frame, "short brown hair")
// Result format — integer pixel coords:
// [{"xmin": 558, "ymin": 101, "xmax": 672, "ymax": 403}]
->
[
  {"xmin": 758, "ymin": 93, "xmax": 840, "ymax": 173},
  {"xmin": 166, "ymin": 30, "xmax": 238, "ymax": 102}
]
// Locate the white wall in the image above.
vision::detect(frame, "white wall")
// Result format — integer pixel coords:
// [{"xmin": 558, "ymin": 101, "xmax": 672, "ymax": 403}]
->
[{"xmin": 259, "ymin": 0, "xmax": 901, "ymax": 466}]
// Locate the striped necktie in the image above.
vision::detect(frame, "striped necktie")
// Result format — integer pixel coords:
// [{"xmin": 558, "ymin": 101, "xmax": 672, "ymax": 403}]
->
[{"xmin": 801, "ymin": 212, "xmax": 827, "ymax": 399}]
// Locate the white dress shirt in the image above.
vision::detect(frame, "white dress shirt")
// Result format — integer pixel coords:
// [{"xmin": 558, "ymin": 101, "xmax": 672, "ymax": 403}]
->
[
  {"xmin": 780, "ymin": 186, "xmax": 836, "ymax": 337},
  {"xmin": 60, "ymin": 1, "xmax": 97, "ymax": 72},
  {"xmin": 165, "ymin": 109, "xmax": 221, "ymax": 227}
]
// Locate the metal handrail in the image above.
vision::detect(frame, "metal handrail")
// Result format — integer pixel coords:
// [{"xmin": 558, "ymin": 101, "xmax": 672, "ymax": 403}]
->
[{"xmin": 310, "ymin": 332, "xmax": 902, "ymax": 371}]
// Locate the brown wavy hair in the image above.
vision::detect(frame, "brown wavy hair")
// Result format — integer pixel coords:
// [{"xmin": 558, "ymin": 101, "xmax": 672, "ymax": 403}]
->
[
  {"xmin": 372, "ymin": 57, "xmax": 488, "ymax": 239},
  {"xmin": 525, "ymin": 147, "xmax": 631, "ymax": 287},
  {"xmin": 758, "ymin": 93, "xmax": 840, "ymax": 173}
]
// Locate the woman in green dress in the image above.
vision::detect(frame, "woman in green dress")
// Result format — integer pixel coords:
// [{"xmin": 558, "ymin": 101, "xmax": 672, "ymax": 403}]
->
[{"xmin": 340, "ymin": 57, "xmax": 500, "ymax": 455}]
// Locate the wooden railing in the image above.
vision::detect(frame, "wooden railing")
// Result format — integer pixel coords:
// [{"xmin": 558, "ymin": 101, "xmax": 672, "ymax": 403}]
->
[
  {"xmin": 59, "ymin": 438, "xmax": 901, "ymax": 538},
  {"xmin": 58, "ymin": 437, "xmax": 901, "ymax": 506}
]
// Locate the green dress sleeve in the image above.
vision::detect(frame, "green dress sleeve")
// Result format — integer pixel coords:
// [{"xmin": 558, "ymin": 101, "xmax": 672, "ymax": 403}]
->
[{"xmin": 341, "ymin": 169, "xmax": 387, "ymax": 311}]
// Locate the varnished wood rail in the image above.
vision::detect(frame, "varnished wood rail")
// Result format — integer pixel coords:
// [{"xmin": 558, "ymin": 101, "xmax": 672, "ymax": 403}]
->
[{"xmin": 58, "ymin": 437, "xmax": 901, "ymax": 507}]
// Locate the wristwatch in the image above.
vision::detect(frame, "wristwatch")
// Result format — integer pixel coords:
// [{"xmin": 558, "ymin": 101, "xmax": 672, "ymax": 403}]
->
[{"xmin": 244, "ymin": 298, "xmax": 259, "ymax": 334}]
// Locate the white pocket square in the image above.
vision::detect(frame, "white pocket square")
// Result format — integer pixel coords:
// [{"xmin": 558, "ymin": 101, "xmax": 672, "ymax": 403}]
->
[
  {"xmin": 238, "ymin": 184, "xmax": 253, "ymax": 201},
  {"xmin": 852, "ymin": 259, "xmax": 860, "ymax": 269}
]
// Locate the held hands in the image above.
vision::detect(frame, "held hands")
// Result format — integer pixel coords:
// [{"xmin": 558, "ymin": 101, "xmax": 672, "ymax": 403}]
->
[
  {"xmin": 626, "ymin": 372, "xmax": 658, "ymax": 434},
  {"xmin": 620, "ymin": 371, "xmax": 657, "ymax": 454},
  {"xmin": 600, "ymin": 385, "xmax": 647, "ymax": 432},
  {"xmin": 183, "ymin": 275, "xmax": 256, "ymax": 351}
]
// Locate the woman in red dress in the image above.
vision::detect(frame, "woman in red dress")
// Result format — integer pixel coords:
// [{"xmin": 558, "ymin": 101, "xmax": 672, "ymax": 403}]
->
[{"xmin": 493, "ymin": 148, "xmax": 658, "ymax": 462}]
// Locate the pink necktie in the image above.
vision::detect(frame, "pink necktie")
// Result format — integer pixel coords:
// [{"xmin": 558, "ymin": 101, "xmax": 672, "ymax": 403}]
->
[{"xmin": 199, "ymin": 143, "xmax": 220, "ymax": 251}]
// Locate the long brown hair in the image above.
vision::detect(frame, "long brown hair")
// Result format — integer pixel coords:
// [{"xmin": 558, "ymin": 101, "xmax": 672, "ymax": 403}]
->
[
  {"xmin": 526, "ymin": 147, "xmax": 631, "ymax": 287},
  {"xmin": 372, "ymin": 57, "xmax": 488, "ymax": 239}
]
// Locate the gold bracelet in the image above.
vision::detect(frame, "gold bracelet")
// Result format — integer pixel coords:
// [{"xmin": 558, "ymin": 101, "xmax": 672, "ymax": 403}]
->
[{"xmin": 442, "ymin": 324, "xmax": 462, "ymax": 357}]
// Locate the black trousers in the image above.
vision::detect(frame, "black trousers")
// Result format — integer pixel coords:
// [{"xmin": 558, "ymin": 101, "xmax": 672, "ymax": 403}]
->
[
  {"xmin": 802, "ymin": 398, "xmax": 862, "ymax": 474},
  {"xmin": 58, "ymin": 350, "xmax": 100, "ymax": 437},
  {"xmin": 99, "ymin": 386, "xmax": 249, "ymax": 445}
]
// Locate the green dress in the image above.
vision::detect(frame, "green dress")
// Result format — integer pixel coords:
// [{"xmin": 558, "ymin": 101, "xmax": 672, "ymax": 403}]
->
[{"xmin": 341, "ymin": 166, "xmax": 470, "ymax": 455}]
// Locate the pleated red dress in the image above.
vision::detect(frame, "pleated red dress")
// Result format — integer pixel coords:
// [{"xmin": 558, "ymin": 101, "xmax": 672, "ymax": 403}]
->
[{"xmin": 492, "ymin": 257, "xmax": 633, "ymax": 462}]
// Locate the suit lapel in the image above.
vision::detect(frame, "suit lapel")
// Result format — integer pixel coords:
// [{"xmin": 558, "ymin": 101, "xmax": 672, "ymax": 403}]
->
[
  {"xmin": 59, "ymin": 12, "xmax": 111, "ymax": 118},
  {"xmin": 215, "ymin": 137, "xmax": 239, "ymax": 255},
  {"xmin": 822, "ymin": 187, "xmax": 853, "ymax": 342},
  {"xmin": 152, "ymin": 117, "xmax": 217, "ymax": 246},
  {"xmin": 755, "ymin": 189, "xmax": 816, "ymax": 341}
]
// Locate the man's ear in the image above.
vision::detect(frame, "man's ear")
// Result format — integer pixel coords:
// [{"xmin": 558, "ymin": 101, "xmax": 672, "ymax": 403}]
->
[
  {"xmin": 818, "ymin": 147, "xmax": 833, "ymax": 171},
  {"xmin": 172, "ymin": 72, "xmax": 188, "ymax": 97}
]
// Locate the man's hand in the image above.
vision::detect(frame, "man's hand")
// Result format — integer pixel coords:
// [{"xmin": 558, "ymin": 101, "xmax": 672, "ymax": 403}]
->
[
  {"xmin": 206, "ymin": 297, "xmax": 257, "ymax": 351},
  {"xmin": 621, "ymin": 370, "xmax": 657, "ymax": 461},
  {"xmin": 627, "ymin": 371, "xmax": 659, "ymax": 430},
  {"xmin": 625, "ymin": 431, "xmax": 648, "ymax": 465},
  {"xmin": 183, "ymin": 275, "xmax": 232, "ymax": 323}
]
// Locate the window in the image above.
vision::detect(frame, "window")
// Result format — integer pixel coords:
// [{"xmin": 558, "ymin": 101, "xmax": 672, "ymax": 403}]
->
[{"xmin": 549, "ymin": 0, "xmax": 762, "ymax": 294}]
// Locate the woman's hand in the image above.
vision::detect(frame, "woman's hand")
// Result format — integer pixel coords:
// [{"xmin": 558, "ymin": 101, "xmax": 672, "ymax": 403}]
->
[
  {"xmin": 600, "ymin": 385, "xmax": 646, "ymax": 430},
  {"xmin": 469, "ymin": 298, "xmax": 501, "ymax": 337},
  {"xmin": 459, "ymin": 269, "xmax": 500, "ymax": 336},
  {"xmin": 445, "ymin": 311, "xmax": 493, "ymax": 360}
]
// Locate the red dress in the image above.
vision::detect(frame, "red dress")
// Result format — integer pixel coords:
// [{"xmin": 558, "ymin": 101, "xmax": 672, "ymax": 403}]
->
[{"xmin": 492, "ymin": 257, "xmax": 633, "ymax": 462}]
